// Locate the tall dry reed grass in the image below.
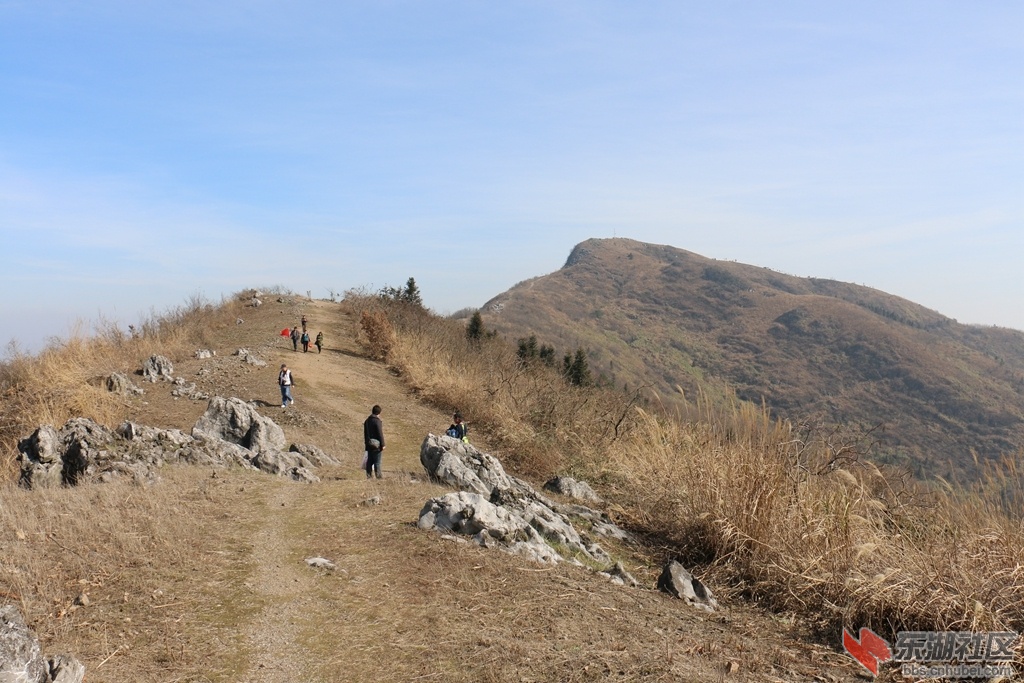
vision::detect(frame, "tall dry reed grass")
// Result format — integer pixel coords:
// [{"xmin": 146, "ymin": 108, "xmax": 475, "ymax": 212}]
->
[{"xmin": 346, "ymin": 293, "xmax": 1024, "ymax": 638}]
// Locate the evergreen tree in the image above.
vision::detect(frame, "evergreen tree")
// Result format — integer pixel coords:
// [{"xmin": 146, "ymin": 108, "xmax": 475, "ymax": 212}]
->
[
  {"xmin": 378, "ymin": 276, "xmax": 424, "ymax": 308},
  {"xmin": 378, "ymin": 284, "xmax": 402, "ymax": 301},
  {"xmin": 402, "ymin": 277, "xmax": 423, "ymax": 307},
  {"xmin": 517, "ymin": 334, "xmax": 539, "ymax": 361},
  {"xmin": 466, "ymin": 311, "xmax": 485, "ymax": 341},
  {"xmin": 538, "ymin": 344, "xmax": 556, "ymax": 366},
  {"xmin": 567, "ymin": 347, "xmax": 592, "ymax": 387}
]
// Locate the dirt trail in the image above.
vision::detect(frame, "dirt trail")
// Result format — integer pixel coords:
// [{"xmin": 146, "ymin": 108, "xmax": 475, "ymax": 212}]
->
[
  {"xmin": 244, "ymin": 482, "xmax": 309, "ymax": 683},
  {"xmin": 238, "ymin": 299, "xmax": 453, "ymax": 683}
]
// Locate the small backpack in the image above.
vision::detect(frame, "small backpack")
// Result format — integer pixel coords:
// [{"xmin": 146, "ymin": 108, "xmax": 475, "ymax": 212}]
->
[{"xmin": 446, "ymin": 424, "xmax": 469, "ymax": 443}]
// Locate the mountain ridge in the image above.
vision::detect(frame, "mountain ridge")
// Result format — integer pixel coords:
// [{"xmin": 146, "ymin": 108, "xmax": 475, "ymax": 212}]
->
[{"xmin": 483, "ymin": 237, "xmax": 1024, "ymax": 477}]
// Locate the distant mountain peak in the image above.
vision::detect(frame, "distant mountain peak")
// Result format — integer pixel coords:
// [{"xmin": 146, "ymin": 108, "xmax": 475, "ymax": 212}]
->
[{"xmin": 486, "ymin": 238, "xmax": 1024, "ymax": 479}]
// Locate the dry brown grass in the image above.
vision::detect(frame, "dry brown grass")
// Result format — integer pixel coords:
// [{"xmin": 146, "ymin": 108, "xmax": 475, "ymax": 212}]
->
[
  {"xmin": 351, "ymin": 293, "xmax": 1024, "ymax": 642},
  {"xmin": 0, "ymin": 294, "xmax": 247, "ymax": 480},
  {"xmin": 0, "ymin": 467, "xmax": 263, "ymax": 681},
  {"xmin": 604, "ymin": 405, "xmax": 1024, "ymax": 634}
]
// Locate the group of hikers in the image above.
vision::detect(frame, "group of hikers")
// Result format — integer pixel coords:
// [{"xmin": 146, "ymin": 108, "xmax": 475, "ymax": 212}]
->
[
  {"xmin": 278, "ymin": 315, "xmax": 318, "ymax": 409},
  {"xmin": 277, "ymin": 313, "xmax": 471, "ymax": 479},
  {"xmin": 288, "ymin": 316, "xmax": 323, "ymax": 353}
]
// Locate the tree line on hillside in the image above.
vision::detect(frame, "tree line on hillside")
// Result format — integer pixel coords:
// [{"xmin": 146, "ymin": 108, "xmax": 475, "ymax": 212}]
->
[
  {"xmin": 463, "ymin": 311, "xmax": 593, "ymax": 388},
  {"xmin": 466, "ymin": 311, "xmax": 593, "ymax": 388}
]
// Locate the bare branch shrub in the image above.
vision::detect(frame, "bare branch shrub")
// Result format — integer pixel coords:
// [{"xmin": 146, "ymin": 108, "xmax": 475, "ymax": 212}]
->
[{"xmin": 359, "ymin": 310, "xmax": 396, "ymax": 362}]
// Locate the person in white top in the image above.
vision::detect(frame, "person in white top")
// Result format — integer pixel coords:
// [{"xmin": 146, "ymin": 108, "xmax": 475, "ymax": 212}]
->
[{"xmin": 278, "ymin": 364, "xmax": 294, "ymax": 408}]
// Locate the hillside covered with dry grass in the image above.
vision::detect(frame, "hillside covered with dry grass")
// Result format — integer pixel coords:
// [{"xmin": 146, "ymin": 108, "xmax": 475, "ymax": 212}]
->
[
  {"xmin": 479, "ymin": 237, "xmax": 1024, "ymax": 481},
  {"xmin": 3, "ymin": 288, "xmax": 1024, "ymax": 681},
  {"xmin": 2, "ymin": 291, "xmax": 880, "ymax": 682}
]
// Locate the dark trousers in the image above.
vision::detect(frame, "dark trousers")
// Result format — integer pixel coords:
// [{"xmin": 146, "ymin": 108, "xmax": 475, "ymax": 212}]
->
[{"xmin": 365, "ymin": 450, "xmax": 382, "ymax": 478}]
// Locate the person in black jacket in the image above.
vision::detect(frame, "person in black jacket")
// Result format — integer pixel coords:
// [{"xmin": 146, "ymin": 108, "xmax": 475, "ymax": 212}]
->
[{"xmin": 363, "ymin": 404, "xmax": 385, "ymax": 479}]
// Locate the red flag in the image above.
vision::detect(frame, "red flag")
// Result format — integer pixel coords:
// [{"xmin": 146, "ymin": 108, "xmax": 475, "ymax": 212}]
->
[{"xmin": 280, "ymin": 328, "xmax": 290, "ymax": 336}]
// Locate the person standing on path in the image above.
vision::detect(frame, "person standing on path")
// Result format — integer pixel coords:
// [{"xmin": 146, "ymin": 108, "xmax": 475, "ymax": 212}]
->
[
  {"xmin": 301, "ymin": 330, "xmax": 311, "ymax": 352},
  {"xmin": 301, "ymin": 315, "xmax": 308, "ymax": 333},
  {"xmin": 290, "ymin": 326, "xmax": 300, "ymax": 351},
  {"xmin": 278, "ymin": 364, "xmax": 295, "ymax": 408},
  {"xmin": 363, "ymin": 405, "xmax": 385, "ymax": 479},
  {"xmin": 315, "ymin": 331, "xmax": 323, "ymax": 353}
]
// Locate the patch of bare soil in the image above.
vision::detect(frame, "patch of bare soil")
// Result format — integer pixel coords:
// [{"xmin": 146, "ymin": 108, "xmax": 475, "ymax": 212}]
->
[{"xmin": 7, "ymin": 296, "xmax": 866, "ymax": 681}]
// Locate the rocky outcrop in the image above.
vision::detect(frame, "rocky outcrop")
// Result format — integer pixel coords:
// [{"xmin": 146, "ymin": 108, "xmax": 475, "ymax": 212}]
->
[
  {"xmin": 417, "ymin": 434, "xmax": 616, "ymax": 567},
  {"xmin": 141, "ymin": 354, "xmax": 174, "ymax": 382},
  {"xmin": 420, "ymin": 434, "xmax": 525, "ymax": 497},
  {"xmin": 289, "ymin": 443, "xmax": 340, "ymax": 467},
  {"xmin": 544, "ymin": 475, "xmax": 602, "ymax": 504},
  {"xmin": 418, "ymin": 491, "xmax": 563, "ymax": 564},
  {"xmin": 18, "ymin": 398, "xmax": 337, "ymax": 488},
  {"xmin": 105, "ymin": 372, "xmax": 145, "ymax": 396},
  {"xmin": 558, "ymin": 502, "xmax": 636, "ymax": 543},
  {"xmin": 251, "ymin": 449, "xmax": 319, "ymax": 483},
  {"xmin": 19, "ymin": 417, "xmax": 242, "ymax": 488},
  {"xmin": 16, "ymin": 425, "xmax": 66, "ymax": 489},
  {"xmin": 234, "ymin": 348, "xmax": 266, "ymax": 366},
  {"xmin": 598, "ymin": 562, "xmax": 640, "ymax": 588},
  {"xmin": 47, "ymin": 654, "xmax": 86, "ymax": 683},
  {"xmin": 192, "ymin": 397, "xmax": 286, "ymax": 455},
  {"xmin": 657, "ymin": 561, "xmax": 718, "ymax": 612},
  {"xmin": 0, "ymin": 605, "xmax": 85, "ymax": 683},
  {"xmin": 0, "ymin": 605, "xmax": 46, "ymax": 683},
  {"xmin": 18, "ymin": 419, "xmax": 119, "ymax": 488},
  {"xmin": 171, "ymin": 378, "xmax": 209, "ymax": 401}
]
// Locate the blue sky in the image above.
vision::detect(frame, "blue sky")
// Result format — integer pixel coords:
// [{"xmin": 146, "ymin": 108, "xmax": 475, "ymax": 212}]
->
[{"xmin": 1, "ymin": 1, "xmax": 1021, "ymax": 350}]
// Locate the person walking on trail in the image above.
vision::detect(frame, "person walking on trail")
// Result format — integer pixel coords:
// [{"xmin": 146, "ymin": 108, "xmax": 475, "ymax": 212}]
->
[
  {"xmin": 446, "ymin": 412, "xmax": 469, "ymax": 443},
  {"xmin": 315, "ymin": 331, "xmax": 324, "ymax": 354},
  {"xmin": 278, "ymin": 364, "xmax": 295, "ymax": 408},
  {"xmin": 290, "ymin": 326, "xmax": 300, "ymax": 351},
  {"xmin": 301, "ymin": 330, "xmax": 311, "ymax": 352},
  {"xmin": 301, "ymin": 315, "xmax": 308, "ymax": 333},
  {"xmin": 363, "ymin": 405, "xmax": 385, "ymax": 479}
]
